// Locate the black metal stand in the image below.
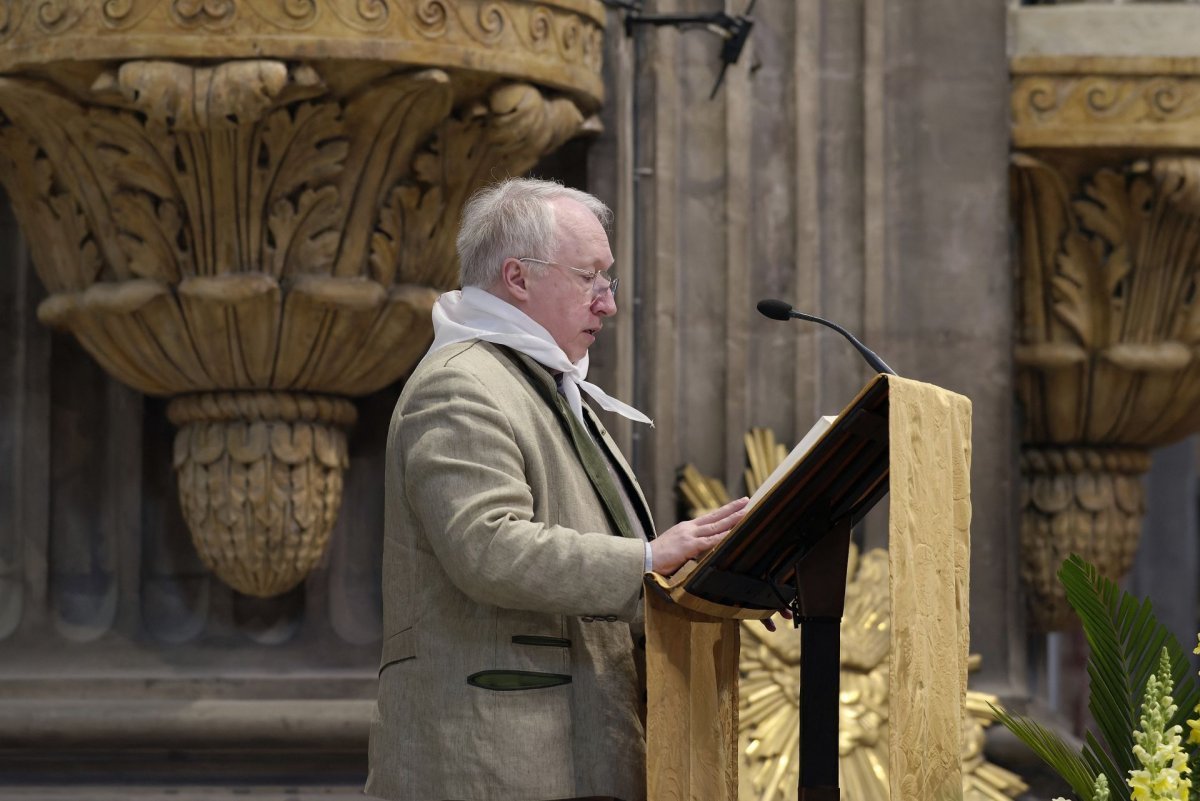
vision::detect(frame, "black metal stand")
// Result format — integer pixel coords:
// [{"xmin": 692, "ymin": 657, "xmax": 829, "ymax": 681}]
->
[{"xmin": 793, "ymin": 516, "xmax": 852, "ymax": 801}]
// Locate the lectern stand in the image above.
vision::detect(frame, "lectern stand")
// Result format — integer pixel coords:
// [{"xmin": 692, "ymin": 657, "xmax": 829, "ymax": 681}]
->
[{"xmin": 645, "ymin": 373, "xmax": 972, "ymax": 801}]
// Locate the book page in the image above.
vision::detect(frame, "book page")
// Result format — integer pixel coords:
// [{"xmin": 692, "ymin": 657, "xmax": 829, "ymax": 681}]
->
[{"xmin": 746, "ymin": 415, "xmax": 837, "ymax": 510}]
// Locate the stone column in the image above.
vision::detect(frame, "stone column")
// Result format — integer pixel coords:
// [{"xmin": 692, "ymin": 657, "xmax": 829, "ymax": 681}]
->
[{"xmin": 1011, "ymin": 3, "xmax": 1200, "ymax": 630}]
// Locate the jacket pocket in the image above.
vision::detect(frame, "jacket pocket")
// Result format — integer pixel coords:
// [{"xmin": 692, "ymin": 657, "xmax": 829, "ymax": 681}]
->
[
  {"xmin": 378, "ymin": 628, "xmax": 415, "ymax": 673},
  {"xmin": 467, "ymin": 670, "xmax": 572, "ymax": 691},
  {"xmin": 511, "ymin": 634, "xmax": 571, "ymax": 648}
]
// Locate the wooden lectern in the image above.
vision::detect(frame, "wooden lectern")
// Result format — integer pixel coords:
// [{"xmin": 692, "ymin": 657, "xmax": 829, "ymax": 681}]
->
[{"xmin": 644, "ymin": 374, "xmax": 972, "ymax": 801}]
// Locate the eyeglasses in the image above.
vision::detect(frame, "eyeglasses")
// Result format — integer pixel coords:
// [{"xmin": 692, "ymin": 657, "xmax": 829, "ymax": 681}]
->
[{"xmin": 517, "ymin": 258, "xmax": 619, "ymax": 299}]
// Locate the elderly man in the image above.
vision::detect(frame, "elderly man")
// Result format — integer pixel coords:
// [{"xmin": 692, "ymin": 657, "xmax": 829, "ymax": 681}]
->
[{"xmin": 366, "ymin": 178, "xmax": 748, "ymax": 801}]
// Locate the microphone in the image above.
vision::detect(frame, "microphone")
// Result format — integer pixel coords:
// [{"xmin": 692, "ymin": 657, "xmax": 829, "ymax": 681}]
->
[{"xmin": 756, "ymin": 299, "xmax": 897, "ymax": 376}]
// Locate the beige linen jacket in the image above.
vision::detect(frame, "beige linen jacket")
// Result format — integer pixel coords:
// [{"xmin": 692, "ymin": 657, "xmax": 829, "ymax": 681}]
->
[{"xmin": 366, "ymin": 340, "xmax": 656, "ymax": 801}]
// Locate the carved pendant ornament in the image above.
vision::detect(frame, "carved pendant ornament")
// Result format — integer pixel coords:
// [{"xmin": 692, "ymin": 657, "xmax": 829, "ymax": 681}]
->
[
  {"xmin": 0, "ymin": 1, "xmax": 601, "ymax": 596},
  {"xmin": 1013, "ymin": 155, "xmax": 1200, "ymax": 629}
]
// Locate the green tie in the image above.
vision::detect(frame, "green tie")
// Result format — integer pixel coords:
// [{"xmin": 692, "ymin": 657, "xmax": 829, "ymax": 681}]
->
[{"xmin": 503, "ymin": 348, "xmax": 637, "ymax": 540}]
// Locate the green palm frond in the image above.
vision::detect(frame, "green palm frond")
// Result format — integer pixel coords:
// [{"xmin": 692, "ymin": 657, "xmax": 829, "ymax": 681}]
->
[
  {"xmin": 989, "ymin": 702, "xmax": 1097, "ymax": 801},
  {"xmin": 1058, "ymin": 554, "xmax": 1200, "ymax": 801}
]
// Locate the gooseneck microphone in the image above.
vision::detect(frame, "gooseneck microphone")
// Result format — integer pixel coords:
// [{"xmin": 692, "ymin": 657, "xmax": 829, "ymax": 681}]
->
[{"xmin": 757, "ymin": 299, "xmax": 897, "ymax": 376}]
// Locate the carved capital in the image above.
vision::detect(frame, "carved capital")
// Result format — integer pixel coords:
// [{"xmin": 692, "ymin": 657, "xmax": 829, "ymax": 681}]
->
[
  {"xmin": 1012, "ymin": 151, "xmax": 1200, "ymax": 626},
  {"xmin": 0, "ymin": 2, "xmax": 601, "ymax": 597},
  {"xmin": 1014, "ymin": 154, "xmax": 1200, "ymax": 447},
  {"xmin": 1, "ymin": 68, "xmax": 580, "ymax": 396}
]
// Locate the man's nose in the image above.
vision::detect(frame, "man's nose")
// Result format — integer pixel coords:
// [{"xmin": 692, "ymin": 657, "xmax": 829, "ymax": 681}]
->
[{"xmin": 593, "ymin": 289, "xmax": 617, "ymax": 316}]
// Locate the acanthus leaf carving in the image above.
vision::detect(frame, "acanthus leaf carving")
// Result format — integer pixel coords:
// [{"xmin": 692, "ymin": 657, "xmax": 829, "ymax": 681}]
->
[
  {"xmin": 379, "ymin": 81, "xmax": 583, "ymax": 289},
  {"xmin": 370, "ymin": 184, "xmax": 446, "ymax": 287},
  {"xmin": 86, "ymin": 110, "xmax": 192, "ymax": 283},
  {"xmin": 333, "ymin": 69, "xmax": 453, "ymax": 279},
  {"xmin": 250, "ymin": 100, "xmax": 348, "ymax": 278},
  {"xmin": 254, "ymin": 99, "xmax": 347, "ymax": 210},
  {"xmin": 266, "ymin": 186, "xmax": 342, "ymax": 277},
  {"xmin": 0, "ymin": 118, "xmax": 104, "ymax": 294},
  {"xmin": 111, "ymin": 191, "xmax": 186, "ymax": 283}
]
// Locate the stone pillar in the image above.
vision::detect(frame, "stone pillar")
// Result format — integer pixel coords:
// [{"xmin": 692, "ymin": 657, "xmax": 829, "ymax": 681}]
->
[
  {"xmin": 1011, "ymin": 3, "xmax": 1200, "ymax": 630},
  {"xmin": 607, "ymin": 0, "xmax": 1019, "ymax": 710}
]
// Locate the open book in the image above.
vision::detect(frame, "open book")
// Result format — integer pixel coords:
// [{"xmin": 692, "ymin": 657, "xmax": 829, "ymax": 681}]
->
[
  {"xmin": 746, "ymin": 415, "xmax": 837, "ymax": 510},
  {"xmin": 648, "ymin": 374, "xmax": 892, "ymax": 614}
]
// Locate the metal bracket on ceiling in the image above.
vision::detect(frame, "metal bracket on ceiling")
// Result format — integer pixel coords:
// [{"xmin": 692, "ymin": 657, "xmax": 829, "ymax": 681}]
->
[{"xmin": 602, "ymin": 0, "xmax": 757, "ymax": 99}]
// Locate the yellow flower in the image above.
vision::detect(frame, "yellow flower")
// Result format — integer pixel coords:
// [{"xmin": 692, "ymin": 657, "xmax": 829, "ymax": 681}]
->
[
  {"xmin": 1127, "ymin": 649, "xmax": 1192, "ymax": 801},
  {"xmin": 1095, "ymin": 772, "xmax": 1111, "ymax": 801}
]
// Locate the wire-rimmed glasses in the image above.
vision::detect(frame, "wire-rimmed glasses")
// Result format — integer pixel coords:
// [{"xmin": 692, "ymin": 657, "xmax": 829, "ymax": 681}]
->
[{"xmin": 517, "ymin": 257, "xmax": 619, "ymax": 299}]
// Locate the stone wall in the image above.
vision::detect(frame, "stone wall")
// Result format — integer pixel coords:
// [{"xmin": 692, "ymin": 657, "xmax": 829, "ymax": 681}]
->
[{"xmin": 0, "ymin": 0, "xmax": 1025, "ymax": 794}]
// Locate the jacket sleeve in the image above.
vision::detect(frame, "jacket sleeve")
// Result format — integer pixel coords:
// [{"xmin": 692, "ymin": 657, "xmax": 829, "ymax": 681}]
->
[{"xmin": 396, "ymin": 361, "xmax": 646, "ymax": 619}]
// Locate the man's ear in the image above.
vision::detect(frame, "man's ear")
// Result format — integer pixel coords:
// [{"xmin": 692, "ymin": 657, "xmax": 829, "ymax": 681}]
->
[{"xmin": 499, "ymin": 257, "xmax": 531, "ymax": 301}]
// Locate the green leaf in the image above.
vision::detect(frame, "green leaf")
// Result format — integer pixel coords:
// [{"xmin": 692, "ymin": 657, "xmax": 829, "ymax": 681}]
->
[
  {"xmin": 1058, "ymin": 554, "xmax": 1200, "ymax": 801},
  {"xmin": 990, "ymin": 702, "xmax": 1096, "ymax": 801}
]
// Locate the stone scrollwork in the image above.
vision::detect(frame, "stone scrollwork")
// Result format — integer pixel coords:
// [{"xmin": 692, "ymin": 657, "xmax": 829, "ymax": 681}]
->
[
  {"xmin": 0, "ymin": 1, "xmax": 18, "ymax": 42},
  {"xmin": 1013, "ymin": 62, "xmax": 1200, "ymax": 149},
  {"xmin": 0, "ymin": 1, "xmax": 606, "ymax": 104},
  {"xmin": 329, "ymin": 0, "xmax": 390, "ymax": 32},
  {"xmin": 170, "ymin": 0, "xmax": 238, "ymax": 28},
  {"xmin": 35, "ymin": 0, "xmax": 85, "ymax": 34},
  {"xmin": 247, "ymin": 0, "xmax": 319, "ymax": 30},
  {"xmin": 0, "ymin": 1, "xmax": 600, "ymax": 596},
  {"xmin": 1013, "ymin": 153, "xmax": 1200, "ymax": 628}
]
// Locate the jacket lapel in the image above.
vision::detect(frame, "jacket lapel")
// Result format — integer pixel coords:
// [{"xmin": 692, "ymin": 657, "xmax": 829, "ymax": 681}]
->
[
  {"xmin": 498, "ymin": 347, "xmax": 637, "ymax": 540},
  {"xmin": 582, "ymin": 406, "xmax": 656, "ymax": 541}
]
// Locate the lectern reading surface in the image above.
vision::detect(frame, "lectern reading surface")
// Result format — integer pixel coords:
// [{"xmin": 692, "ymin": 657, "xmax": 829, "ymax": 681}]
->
[{"xmin": 654, "ymin": 373, "xmax": 890, "ymax": 613}]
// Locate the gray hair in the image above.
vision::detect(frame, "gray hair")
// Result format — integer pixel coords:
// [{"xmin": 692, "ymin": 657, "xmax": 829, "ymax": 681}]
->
[{"xmin": 456, "ymin": 178, "xmax": 612, "ymax": 288}]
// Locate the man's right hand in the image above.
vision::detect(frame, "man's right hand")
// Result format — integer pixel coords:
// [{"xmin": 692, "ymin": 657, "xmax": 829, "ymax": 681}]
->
[{"xmin": 650, "ymin": 497, "xmax": 750, "ymax": 576}]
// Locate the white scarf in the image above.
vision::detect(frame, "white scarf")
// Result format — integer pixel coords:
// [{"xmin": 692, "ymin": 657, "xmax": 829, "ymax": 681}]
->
[{"xmin": 429, "ymin": 287, "xmax": 653, "ymax": 427}]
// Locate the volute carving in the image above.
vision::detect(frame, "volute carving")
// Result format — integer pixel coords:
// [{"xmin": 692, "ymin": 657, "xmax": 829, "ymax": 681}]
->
[{"xmin": 0, "ymin": 1, "xmax": 601, "ymax": 596}]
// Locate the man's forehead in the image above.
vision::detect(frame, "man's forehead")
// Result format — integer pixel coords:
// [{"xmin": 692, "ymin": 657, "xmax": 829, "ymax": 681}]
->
[
  {"xmin": 549, "ymin": 196, "xmax": 597, "ymax": 229},
  {"xmin": 550, "ymin": 198, "xmax": 610, "ymax": 256}
]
